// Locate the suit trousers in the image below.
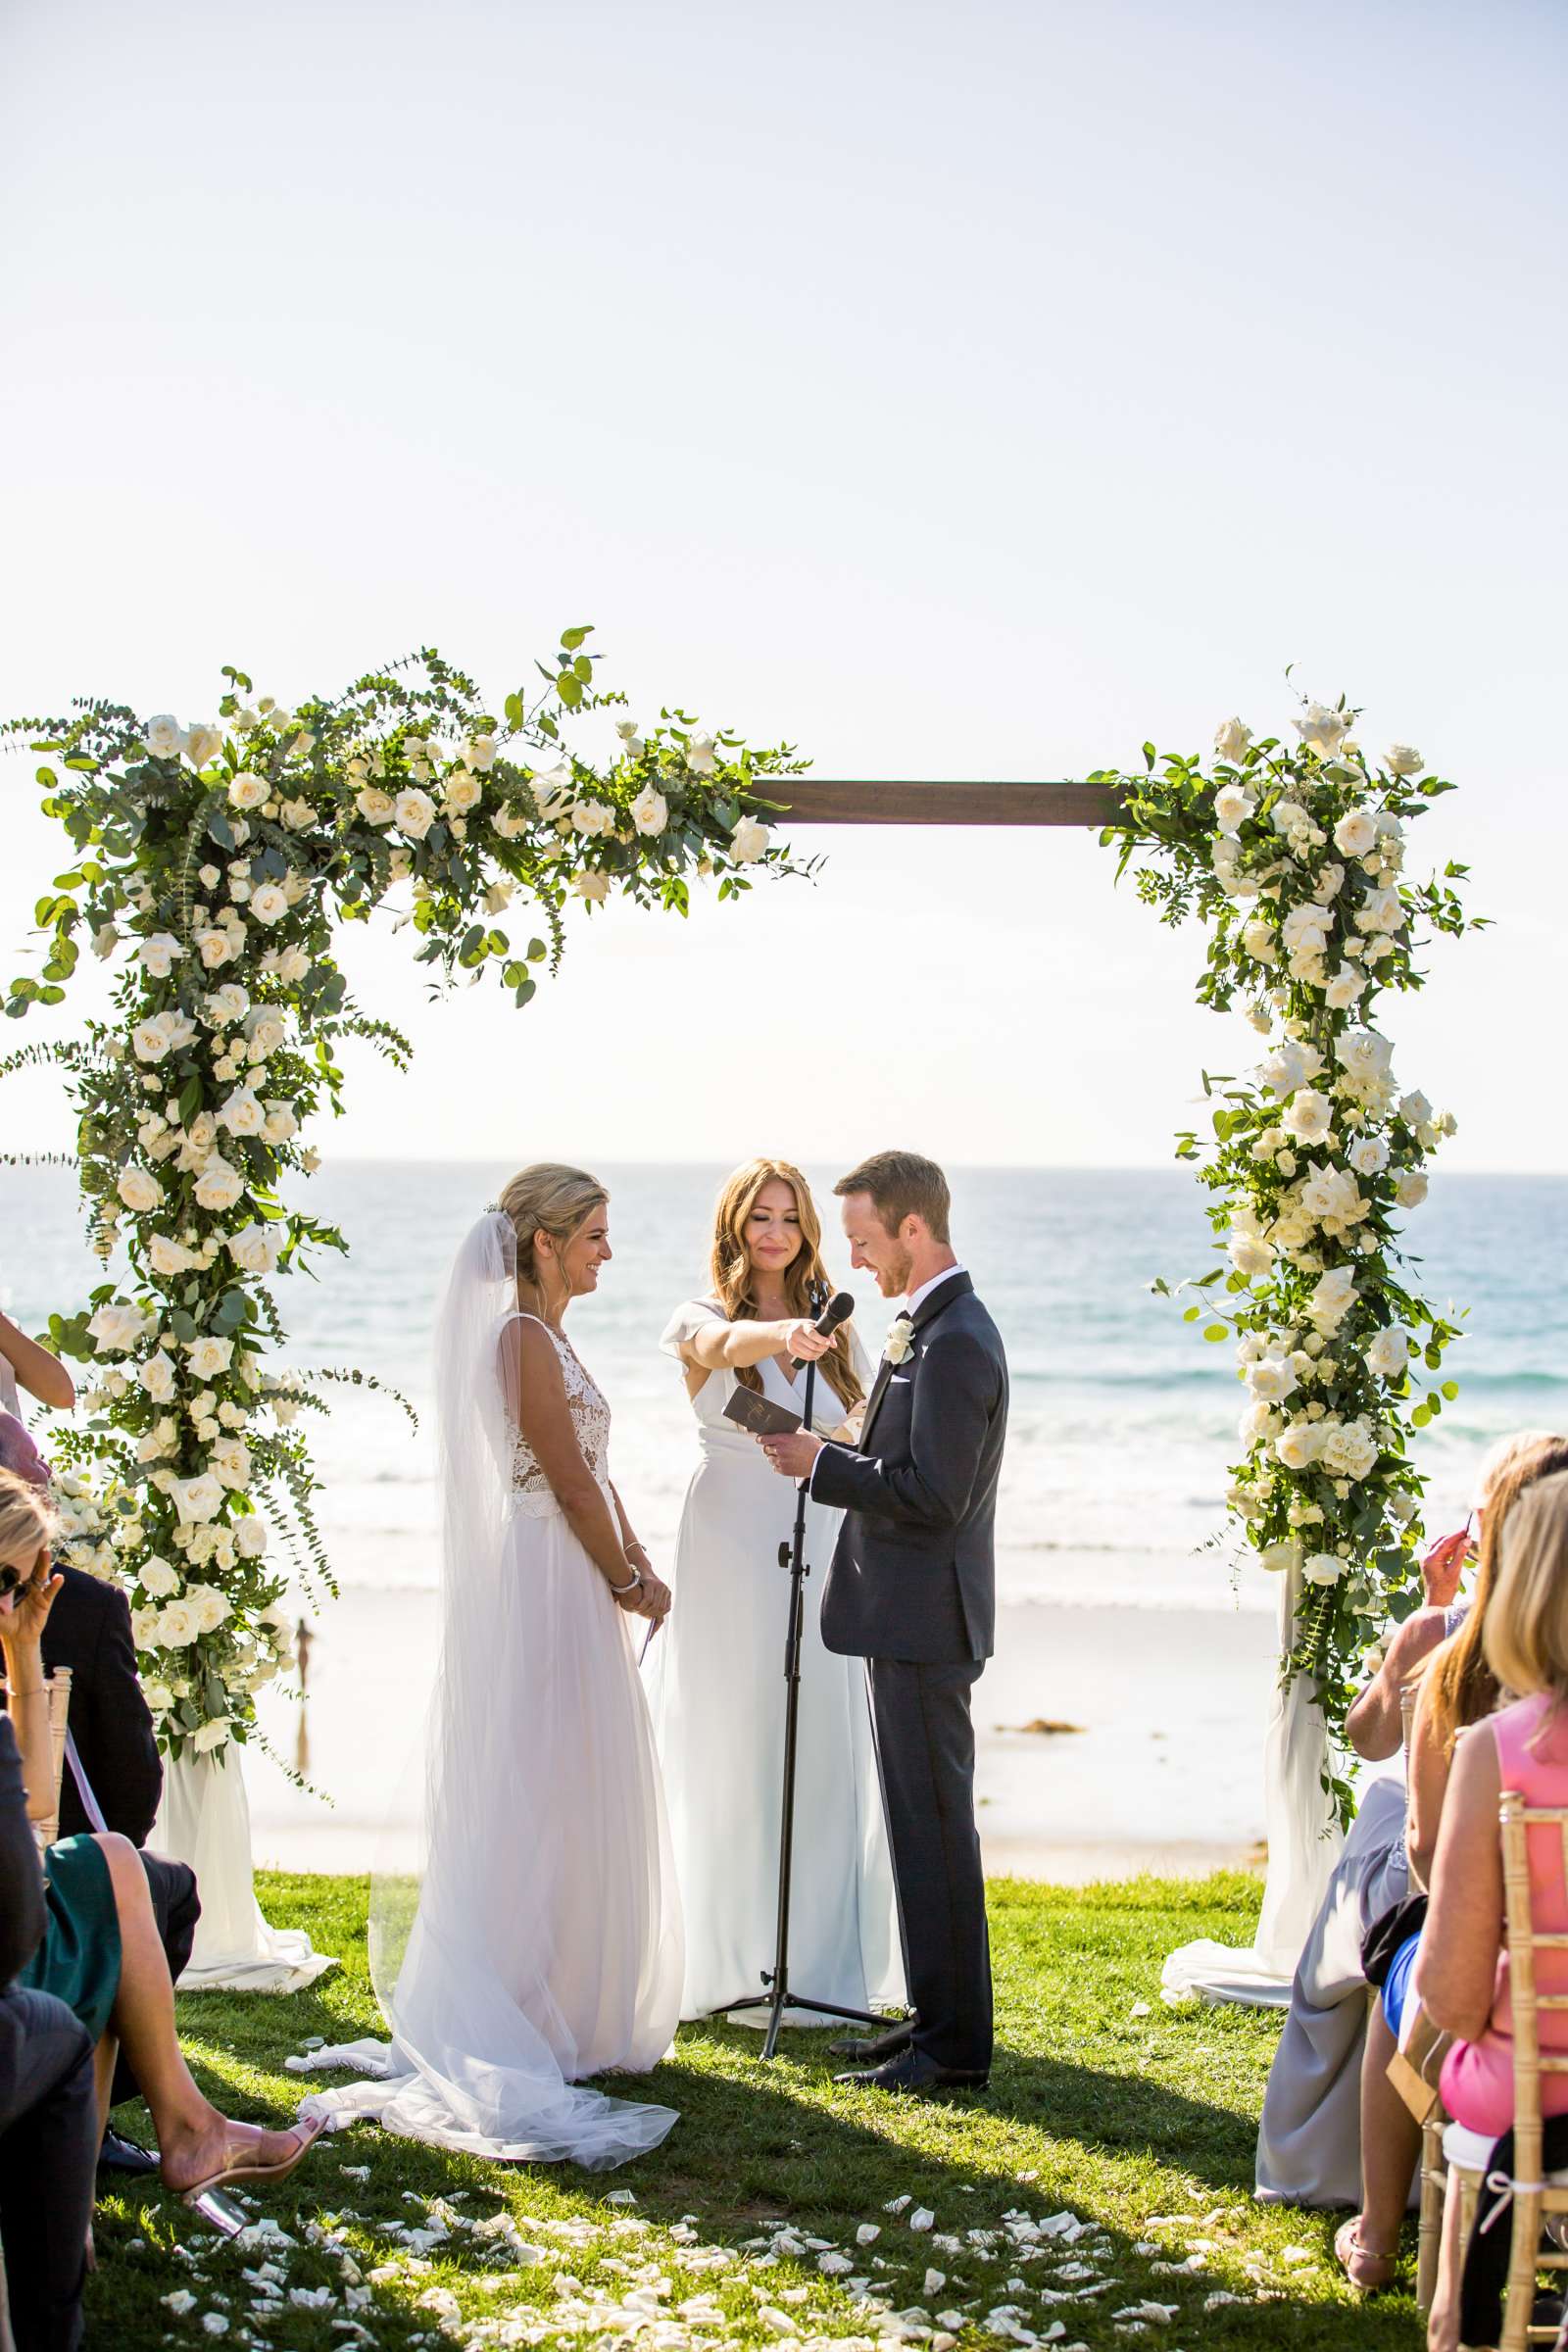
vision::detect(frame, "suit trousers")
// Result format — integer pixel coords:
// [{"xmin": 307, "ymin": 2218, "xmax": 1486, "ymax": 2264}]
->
[
  {"xmin": 109, "ymin": 1852, "xmax": 200, "ymax": 2111},
  {"xmin": 866, "ymin": 1656, "xmax": 992, "ymax": 2073},
  {"xmin": 0, "ymin": 1986, "xmax": 97, "ymax": 2352}
]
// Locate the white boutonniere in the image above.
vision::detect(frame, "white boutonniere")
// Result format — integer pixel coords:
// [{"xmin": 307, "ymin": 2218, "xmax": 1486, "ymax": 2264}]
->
[{"xmin": 882, "ymin": 1315, "xmax": 915, "ymax": 1366}]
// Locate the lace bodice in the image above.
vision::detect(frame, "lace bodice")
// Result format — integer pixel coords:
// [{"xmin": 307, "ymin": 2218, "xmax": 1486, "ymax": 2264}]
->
[{"xmin": 509, "ymin": 1317, "xmax": 612, "ymax": 1515}]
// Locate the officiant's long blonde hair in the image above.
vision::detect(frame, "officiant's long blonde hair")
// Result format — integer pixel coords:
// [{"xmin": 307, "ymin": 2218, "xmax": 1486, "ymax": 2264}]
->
[{"xmin": 710, "ymin": 1158, "xmax": 863, "ymax": 1412}]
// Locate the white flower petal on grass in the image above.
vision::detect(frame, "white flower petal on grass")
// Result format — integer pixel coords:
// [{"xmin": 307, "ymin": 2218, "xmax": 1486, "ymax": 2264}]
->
[{"xmin": 909, "ymin": 2207, "xmax": 935, "ymax": 2231}]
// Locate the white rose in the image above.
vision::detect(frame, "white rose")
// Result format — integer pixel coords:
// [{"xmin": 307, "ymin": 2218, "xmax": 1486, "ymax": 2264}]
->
[
  {"xmin": 1227, "ymin": 1232, "xmax": 1274, "ymax": 1281},
  {"xmin": 271, "ymin": 945, "xmax": 310, "ymax": 985},
  {"xmin": 1386, "ymin": 744, "xmax": 1424, "ymax": 776},
  {"xmin": 185, "ymin": 724, "xmax": 224, "ymax": 769},
  {"xmin": 1303, "ymin": 1551, "xmax": 1346, "ymax": 1586},
  {"xmin": 192, "ymin": 1158, "xmax": 244, "ymax": 1212},
  {"xmin": 1276, "ymin": 1419, "xmax": 1325, "ymax": 1471},
  {"xmin": 1348, "ymin": 1134, "xmax": 1389, "ymax": 1177},
  {"xmin": 138, "ymin": 1349, "xmax": 177, "ymax": 1401},
  {"xmin": 1281, "ymin": 1089, "xmax": 1333, "ymax": 1145},
  {"xmin": 1294, "ymin": 700, "xmax": 1351, "ymax": 757},
  {"xmin": 1258, "ymin": 1539, "xmax": 1302, "ymax": 1575},
  {"xmin": 444, "ymin": 773, "xmax": 483, "ymax": 816},
  {"xmin": 130, "ymin": 1605, "xmax": 162, "ymax": 1651},
  {"xmin": 730, "ymin": 815, "xmax": 770, "ymax": 863},
  {"xmin": 572, "ymin": 869, "xmax": 612, "ymax": 903},
  {"xmin": 202, "ymin": 982, "xmax": 250, "ymax": 1026},
  {"xmin": 244, "ymin": 1009, "xmax": 287, "ymax": 1057},
  {"xmin": 193, "ymin": 1718, "xmax": 231, "ymax": 1755},
  {"xmin": 185, "ymin": 1582, "xmax": 234, "ymax": 1633},
  {"xmin": 227, "ymin": 772, "xmax": 270, "ymax": 811},
  {"xmin": 1240, "ymin": 918, "xmax": 1276, "ymax": 965},
  {"xmin": 1323, "ymin": 1417, "xmax": 1381, "ymax": 1481},
  {"xmin": 1358, "ymin": 885, "xmax": 1403, "ymax": 935},
  {"xmin": 194, "ymin": 925, "xmax": 237, "ymax": 970},
  {"xmin": 1281, "ymin": 903, "xmax": 1332, "ymax": 958},
  {"xmin": 529, "ymin": 762, "xmax": 575, "ymax": 817},
  {"xmin": 263, "ymin": 1102, "xmax": 297, "ymax": 1144},
  {"xmin": 233, "ymin": 1515, "xmax": 270, "ymax": 1558},
  {"xmin": 393, "ymin": 788, "xmax": 437, "ymax": 839},
  {"xmin": 141, "ymin": 1680, "xmax": 175, "ymax": 1715},
  {"xmin": 170, "ymin": 1472, "xmax": 225, "ymax": 1526},
  {"xmin": 1388, "ymin": 1490, "xmax": 1420, "ymax": 1526},
  {"xmin": 220, "ymin": 1086, "xmax": 267, "ymax": 1137},
  {"xmin": 1395, "ymin": 1170, "xmax": 1429, "ymax": 1209},
  {"xmin": 142, "ymin": 713, "xmax": 186, "ymax": 760},
  {"xmin": 467, "ymin": 734, "xmax": 497, "ymax": 771},
  {"xmin": 87, "ymin": 1303, "xmax": 150, "ymax": 1355},
  {"xmin": 1213, "ymin": 716, "xmax": 1253, "ymax": 764},
  {"xmin": 249, "ymin": 882, "xmax": 288, "ymax": 926},
  {"xmin": 185, "ymin": 1335, "xmax": 235, "ymax": 1379},
  {"xmin": 156, "ymin": 1598, "xmax": 200, "ymax": 1646},
  {"xmin": 357, "ymin": 786, "xmax": 396, "ymax": 825},
  {"xmin": 227, "ymin": 1225, "xmax": 280, "ymax": 1275},
  {"xmin": 484, "ymin": 880, "xmax": 514, "ymax": 915},
  {"xmin": 491, "ymin": 806, "xmax": 528, "ymax": 840},
  {"xmin": 137, "ymin": 932, "xmax": 186, "ymax": 979},
  {"xmin": 1312, "ymin": 862, "xmax": 1346, "ymax": 906},
  {"xmin": 1306, "ymin": 1265, "xmax": 1357, "ymax": 1334},
  {"xmin": 568, "ymin": 798, "xmax": 613, "ymax": 837},
  {"xmin": 1324, "ymin": 965, "xmax": 1367, "ymax": 1010},
  {"xmin": 1246, "ymin": 1352, "xmax": 1298, "ymax": 1405},
  {"xmin": 1239, "ymin": 1399, "xmax": 1282, "ymax": 1446},
  {"xmin": 279, "ymin": 797, "xmax": 315, "ymax": 831},
  {"xmin": 117, "ymin": 1164, "xmax": 164, "ymax": 1213},
  {"xmin": 131, "ymin": 1014, "xmax": 175, "ymax": 1063},
  {"xmin": 1300, "ymin": 1162, "xmax": 1366, "ymax": 1229},
  {"xmin": 139, "ymin": 1556, "xmax": 181, "ymax": 1598},
  {"xmin": 92, "ymin": 923, "xmax": 120, "ymax": 959},
  {"xmin": 630, "ymin": 785, "xmax": 668, "ymax": 836},
  {"xmin": 1364, "ymin": 1327, "xmax": 1412, "ymax": 1381},
  {"xmin": 1332, "ymin": 808, "xmax": 1377, "ymax": 858},
  {"xmin": 1337, "ymin": 1028, "xmax": 1395, "ymax": 1096}
]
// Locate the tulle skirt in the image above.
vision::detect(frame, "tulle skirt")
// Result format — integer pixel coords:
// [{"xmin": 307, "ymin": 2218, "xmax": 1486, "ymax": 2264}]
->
[{"xmin": 303, "ymin": 1499, "xmax": 684, "ymax": 2169}]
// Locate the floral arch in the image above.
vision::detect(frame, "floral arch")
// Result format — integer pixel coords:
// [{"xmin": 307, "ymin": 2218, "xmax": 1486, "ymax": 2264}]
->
[{"xmin": 2, "ymin": 636, "xmax": 1479, "ymax": 1977}]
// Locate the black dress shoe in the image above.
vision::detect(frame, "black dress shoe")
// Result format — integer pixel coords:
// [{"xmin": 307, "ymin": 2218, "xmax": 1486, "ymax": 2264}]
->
[
  {"xmin": 98, "ymin": 2128, "xmax": 159, "ymax": 2178},
  {"xmin": 825, "ymin": 2019, "xmax": 916, "ymax": 2063},
  {"xmin": 833, "ymin": 2045, "xmax": 988, "ymax": 2094}
]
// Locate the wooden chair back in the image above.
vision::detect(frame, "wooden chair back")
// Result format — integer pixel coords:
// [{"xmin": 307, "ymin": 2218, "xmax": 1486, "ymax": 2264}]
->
[{"xmin": 1, "ymin": 1667, "xmax": 73, "ymax": 1853}]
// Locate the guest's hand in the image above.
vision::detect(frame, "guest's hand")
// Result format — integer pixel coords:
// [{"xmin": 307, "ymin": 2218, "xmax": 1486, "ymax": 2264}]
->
[
  {"xmin": 760, "ymin": 1430, "xmax": 824, "ymax": 1482},
  {"xmin": 777, "ymin": 1318, "xmax": 833, "ymax": 1362},
  {"xmin": 1421, "ymin": 1526, "xmax": 1472, "ymax": 1609},
  {"xmin": 0, "ymin": 1548, "xmax": 62, "ymax": 1654}
]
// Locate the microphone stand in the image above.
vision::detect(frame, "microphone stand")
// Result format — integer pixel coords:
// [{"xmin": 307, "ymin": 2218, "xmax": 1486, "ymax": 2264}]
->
[{"xmin": 716, "ymin": 1289, "xmax": 889, "ymax": 2060}]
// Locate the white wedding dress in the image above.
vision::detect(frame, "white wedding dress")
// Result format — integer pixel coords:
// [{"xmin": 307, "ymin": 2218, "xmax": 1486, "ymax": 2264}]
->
[
  {"xmin": 303, "ymin": 1214, "xmax": 683, "ymax": 2168},
  {"xmin": 647, "ymin": 1301, "xmax": 904, "ymax": 2023}
]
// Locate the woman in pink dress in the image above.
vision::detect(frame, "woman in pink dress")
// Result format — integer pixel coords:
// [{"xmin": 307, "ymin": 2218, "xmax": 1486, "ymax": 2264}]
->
[{"xmin": 1419, "ymin": 1466, "xmax": 1568, "ymax": 2349}]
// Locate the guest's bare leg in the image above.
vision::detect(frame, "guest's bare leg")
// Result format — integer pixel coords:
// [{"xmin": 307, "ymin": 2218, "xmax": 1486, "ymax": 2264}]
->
[
  {"xmin": 1360, "ymin": 2004, "xmax": 1421, "ymax": 2251},
  {"xmin": 95, "ymin": 1836, "xmax": 309, "ymax": 2190}
]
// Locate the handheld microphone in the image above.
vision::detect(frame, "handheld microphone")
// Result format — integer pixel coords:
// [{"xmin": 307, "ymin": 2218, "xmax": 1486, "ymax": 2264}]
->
[{"xmin": 791, "ymin": 1289, "xmax": 856, "ymax": 1366}]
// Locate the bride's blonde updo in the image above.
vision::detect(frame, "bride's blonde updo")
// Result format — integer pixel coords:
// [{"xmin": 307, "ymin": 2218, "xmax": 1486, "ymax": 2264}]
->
[{"xmin": 498, "ymin": 1163, "xmax": 609, "ymax": 1314}]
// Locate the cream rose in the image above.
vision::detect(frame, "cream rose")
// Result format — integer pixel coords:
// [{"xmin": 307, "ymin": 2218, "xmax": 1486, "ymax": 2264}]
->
[
  {"xmin": 1213, "ymin": 716, "xmax": 1253, "ymax": 764},
  {"xmin": 1240, "ymin": 918, "xmax": 1276, "ymax": 964},
  {"xmin": 1332, "ymin": 808, "xmax": 1377, "ymax": 858},
  {"xmin": 170, "ymin": 1472, "xmax": 224, "ymax": 1526},
  {"xmin": 393, "ymin": 788, "xmax": 436, "ymax": 839},
  {"xmin": 357, "ymin": 786, "xmax": 396, "ymax": 825},
  {"xmin": 1348, "ymin": 1134, "xmax": 1389, "ymax": 1177},
  {"xmin": 249, "ymin": 882, "xmax": 288, "ymax": 925},
  {"xmin": 1363, "ymin": 1327, "xmax": 1411, "ymax": 1381},
  {"xmin": 444, "ymin": 773, "xmax": 483, "ymax": 816},
  {"xmin": 227, "ymin": 772, "xmax": 270, "ymax": 810},
  {"xmin": 234, "ymin": 1515, "xmax": 270, "ymax": 1558},
  {"xmin": 1227, "ymin": 1231, "xmax": 1274, "ymax": 1281},
  {"xmin": 194, "ymin": 1158, "xmax": 246, "ymax": 1212},
  {"xmin": 87, "ymin": 1303, "xmax": 151, "ymax": 1355},
  {"xmin": 220, "ymin": 1086, "xmax": 267, "ymax": 1137},
  {"xmin": 227, "ymin": 1224, "xmax": 280, "ymax": 1275},
  {"xmin": 630, "ymin": 785, "xmax": 668, "ymax": 836},
  {"xmin": 184, "ymin": 1335, "xmax": 235, "ymax": 1380},
  {"xmin": 730, "ymin": 816, "xmax": 770, "ymax": 863},
  {"xmin": 686, "ymin": 731, "xmax": 718, "ymax": 776},
  {"xmin": 1324, "ymin": 965, "xmax": 1367, "ymax": 1010},
  {"xmin": 202, "ymin": 982, "xmax": 250, "ymax": 1026},
  {"xmin": 185, "ymin": 724, "xmax": 223, "ymax": 769},
  {"xmin": 1306, "ymin": 1265, "xmax": 1357, "ymax": 1334},
  {"xmin": 137, "ymin": 1349, "xmax": 177, "ymax": 1402},
  {"xmin": 1395, "ymin": 1170, "xmax": 1429, "ymax": 1209},
  {"xmin": 142, "ymin": 713, "xmax": 186, "ymax": 760},
  {"xmin": 467, "ymin": 734, "xmax": 497, "ymax": 771},
  {"xmin": 194, "ymin": 925, "xmax": 237, "ymax": 971},
  {"xmin": 1303, "ymin": 1551, "xmax": 1345, "ymax": 1586},
  {"xmin": 568, "ymin": 798, "xmax": 613, "ymax": 838},
  {"xmin": 193, "ymin": 1718, "xmax": 231, "ymax": 1754},
  {"xmin": 131, "ymin": 1014, "xmax": 176, "ymax": 1063},
  {"xmin": 1258, "ymin": 1539, "xmax": 1302, "ymax": 1575},
  {"xmin": 1276, "ymin": 1419, "xmax": 1325, "ymax": 1470},
  {"xmin": 263, "ymin": 1102, "xmax": 297, "ymax": 1143},
  {"xmin": 1294, "ymin": 701, "xmax": 1351, "ymax": 757},
  {"xmin": 139, "ymin": 1556, "xmax": 181, "ymax": 1599},
  {"xmin": 1281, "ymin": 1089, "xmax": 1333, "ymax": 1146},
  {"xmin": 1358, "ymin": 885, "xmax": 1403, "ymax": 935},
  {"xmin": 137, "ymin": 932, "xmax": 186, "ymax": 980},
  {"xmin": 1386, "ymin": 744, "xmax": 1424, "ymax": 776},
  {"xmin": 117, "ymin": 1164, "xmax": 164, "ymax": 1213},
  {"xmin": 280, "ymin": 797, "xmax": 315, "ymax": 831},
  {"xmin": 572, "ymin": 870, "xmax": 612, "ymax": 903}
]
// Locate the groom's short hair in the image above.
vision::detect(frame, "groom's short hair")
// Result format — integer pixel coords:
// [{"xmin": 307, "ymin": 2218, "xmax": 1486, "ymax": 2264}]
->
[{"xmin": 835, "ymin": 1151, "xmax": 951, "ymax": 1244}]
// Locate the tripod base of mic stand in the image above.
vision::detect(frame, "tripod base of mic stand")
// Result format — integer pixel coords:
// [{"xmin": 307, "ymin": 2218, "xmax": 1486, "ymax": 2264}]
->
[{"xmin": 713, "ymin": 1987, "xmax": 889, "ymax": 2063}]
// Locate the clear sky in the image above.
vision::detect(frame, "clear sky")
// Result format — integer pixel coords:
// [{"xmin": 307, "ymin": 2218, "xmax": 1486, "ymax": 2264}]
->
[{"xmin": 2, "ymin": 0, "xmax": 1563, "ymax": 1170}]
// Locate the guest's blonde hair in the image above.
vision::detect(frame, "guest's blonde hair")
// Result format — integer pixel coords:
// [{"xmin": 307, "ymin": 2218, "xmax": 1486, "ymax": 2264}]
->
[
  {"xmin": 498, "ymin": 1164, "xmax": 608, "ymax": 1315},
  {"xmin": 0, "ymin": 1468, "xmax": 55, "ymax": 1573},
  {"xmin": 710, "ymin": 1158, "xmax": 863, "ymax": 1412},
  {"xmin": 1484, "ymin": 1469, "xmax": 1568, "ymax": 1700},
  {"xmin": 1421, "ymin": 1433, "xmax": 1568, "ymax": 1752}
]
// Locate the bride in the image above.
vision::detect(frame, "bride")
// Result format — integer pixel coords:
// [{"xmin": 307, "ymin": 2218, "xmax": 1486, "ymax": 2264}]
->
[
  {"xmin": 303, "ymin": 1165, "xmax": 684, "ymax": 2168},
  {"xmin": 649, "ymin": 1157, "xmax": 904, "ymax": 2024}
]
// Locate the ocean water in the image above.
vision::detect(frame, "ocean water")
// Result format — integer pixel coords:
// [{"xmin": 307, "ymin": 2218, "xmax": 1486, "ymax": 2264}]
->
[{"xmin": 4, "ymin": 1161, "xmax": 1566, "ymax": 1619}]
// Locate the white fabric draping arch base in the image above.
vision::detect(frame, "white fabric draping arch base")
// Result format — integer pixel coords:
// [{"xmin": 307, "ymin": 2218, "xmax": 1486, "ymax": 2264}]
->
[
  {"xmin": 1161, "ymin": 1562, "xmax": 1343, "ymax": 2010},
  {"xmin": 153, "ymin": 1747, "xmax": 337, "ymax": 1993}
]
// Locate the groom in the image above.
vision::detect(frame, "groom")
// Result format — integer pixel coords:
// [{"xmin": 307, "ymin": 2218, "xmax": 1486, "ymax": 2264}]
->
[{"xmin": 760, "ymin": 1150, "xmax": 1007, "ymax": 2092}]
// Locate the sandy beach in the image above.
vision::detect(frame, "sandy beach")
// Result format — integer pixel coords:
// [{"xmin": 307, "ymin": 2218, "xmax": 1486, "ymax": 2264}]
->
[{"xmin": 244, "ymin": 1580, "xmax": 1279, "ymax": 1886}]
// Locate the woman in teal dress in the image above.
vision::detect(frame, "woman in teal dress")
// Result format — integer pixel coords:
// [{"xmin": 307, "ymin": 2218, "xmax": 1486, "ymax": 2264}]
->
[{"xmin": 0, "ymin": 1469, "xmax": 322, "ymax": 2205}]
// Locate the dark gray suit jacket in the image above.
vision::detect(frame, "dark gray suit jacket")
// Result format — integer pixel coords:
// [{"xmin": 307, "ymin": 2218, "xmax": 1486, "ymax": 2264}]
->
[{"xmin": 814, "ymin": 1270, "xmax": 1007, "ymax": 1664}]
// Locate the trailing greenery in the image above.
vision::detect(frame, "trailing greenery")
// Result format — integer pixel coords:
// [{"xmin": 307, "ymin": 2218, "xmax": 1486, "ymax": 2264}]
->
[
  {"xmin": 1, "ymin": 637, "xmax": 807, "ymax": 1756},
  {"xmin": 85, "ymin": 1871, "xmax": 1424, "ymax": 2350},
  {"xmin": 1094, "ymin": 696, "xmax": 1482, "ymax": 1814}
]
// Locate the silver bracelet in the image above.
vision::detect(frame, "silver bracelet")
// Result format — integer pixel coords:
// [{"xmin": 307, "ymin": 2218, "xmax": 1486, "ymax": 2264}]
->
[{"xmin": 609, "ymin": 1567, "xmax": 644, "ymax": 1595}]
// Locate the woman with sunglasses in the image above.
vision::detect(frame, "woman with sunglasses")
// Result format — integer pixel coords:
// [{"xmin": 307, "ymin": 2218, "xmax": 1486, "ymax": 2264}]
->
[{"xmin": 0, "ymin": 1470, "xmax": 322, "ymax": 2214}]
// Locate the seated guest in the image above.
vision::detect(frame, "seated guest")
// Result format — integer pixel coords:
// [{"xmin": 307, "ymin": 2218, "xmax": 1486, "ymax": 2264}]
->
[
  {"xmin": 1331, "ymin": 1439, "xmax": 1568, "ymax": 2295},
  {"xmin": 1420, "ymin": 1466, "xmax": 1568, "ymax": 2349},
  {"xmin": 0, "ymin": 1308, "xmax": 74, "ymax": 1421},
  {"xmin": 1259, "ymin": 1433, "xmax": 1565, "ymax": 2216},
  {"xmin": 0, "ymin": 1425, "xmax": 199, "ymax": 2175},
  {"xmin": 0, "ymin": 1472, "xmax": 318, "ymax": 2209},
  {"xmin": 0, "ymin": 1707, "xmax": 97, "ymax": 2352}
]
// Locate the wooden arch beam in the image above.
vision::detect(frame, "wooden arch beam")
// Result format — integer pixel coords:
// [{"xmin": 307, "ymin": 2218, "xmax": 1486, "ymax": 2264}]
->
[{"xmin": 763, "ymin": 777, "xmax": 1123, "ymax": 827}]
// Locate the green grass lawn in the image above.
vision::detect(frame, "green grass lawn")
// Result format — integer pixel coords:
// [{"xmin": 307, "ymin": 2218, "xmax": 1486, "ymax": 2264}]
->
[{"xmin": 88, "ymin": 1870, "xmax": 1424, "ymax": 2349}]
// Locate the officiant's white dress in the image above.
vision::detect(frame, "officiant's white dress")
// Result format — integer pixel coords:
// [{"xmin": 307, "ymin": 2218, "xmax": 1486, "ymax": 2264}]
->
[
  {"xmin": 647, "ymin": 1300, "xmax": 904, "ymax": 2022},
  {"xmin": 303, "ymin": 1215, "xmax": 683, "ymax": 2169}
]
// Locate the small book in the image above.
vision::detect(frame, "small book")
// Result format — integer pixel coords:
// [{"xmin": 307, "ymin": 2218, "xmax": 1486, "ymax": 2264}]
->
[{"xmin": 722, "ymin": 1387, "xmax": 803, "ymax": 1438}]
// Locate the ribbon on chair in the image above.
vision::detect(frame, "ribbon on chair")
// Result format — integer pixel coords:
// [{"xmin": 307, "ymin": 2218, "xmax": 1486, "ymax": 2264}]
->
[{"xmin": 1460, "ymin": 2119, "xmax": 1568, "ymax": 2343}]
